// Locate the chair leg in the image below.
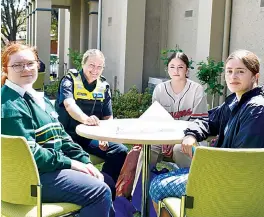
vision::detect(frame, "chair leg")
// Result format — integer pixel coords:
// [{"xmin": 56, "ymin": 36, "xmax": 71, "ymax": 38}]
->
[
  {"xmin": 159, "ymin": 200, "xmax": 176, "ymax": 217},
  {"xmin": 37, "ymin": 184, "xmax": 42, "ymax": 217},
  {"xmin": 158, "ymin": 201, "xmax": 164, "ymax": 217},
  {"xmin": 180, "ymin": 196, "xmax": 186, "ymax": 217}
]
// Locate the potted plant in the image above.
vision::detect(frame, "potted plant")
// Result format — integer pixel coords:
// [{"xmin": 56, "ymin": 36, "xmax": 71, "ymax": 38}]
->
[{"xmin": 196, "ymin": 58, "xmax": 224, "ymax": 108}]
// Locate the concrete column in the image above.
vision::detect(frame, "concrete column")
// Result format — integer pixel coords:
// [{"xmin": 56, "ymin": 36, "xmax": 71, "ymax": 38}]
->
[
  {"xmin": 195, "ymin": 0, "xmax": 226, "ymax": 106},
  {"xmin": 69, "ymin": 0, "xmax": 81, "ymax": 68},
  {"xmin": 142, "ymin": 0, "xmax": 169, "ymax": 89},
  {"xmin": 101, "ymin": 0, "xmax": 146, "ymax": 93},
  {"xmin": 123, "ymin": 0, "xmax": 147, "ymax": 92},
  {"xmin": 58, "ymin": 9, "xmax": 66, "ymax": 79},
  {"xmin": 35, "ymin": 0, "xmax": 52, "ymax": 84},
  {"xmin": 195, "ymin": 0, "xmax": 213, "ymax": 62},
  {"xmin": 80, "ymin": 0, "xmax": 89, "ymax": 53},
  {"xmin": 159, "ymin": 0, "xmax": 169, "ymax": 77},
  {"xmin": 26, "ymin": 5, "xmax": 30, "ymax": 44},
  {"xmin": 196, "ymin": 0, "xmax": 226, "ymax": 63},
  {"xmin": 88, "ymin": 0, "xmax": 98, "ymax": 49},
  {"xmin": 31, "ymin": 0, "xmax": 36, "ymax": 46},
  {"xmin": 64, "ymin": 9, "xmax": 70, "ymax": 70},
  {"xmin": 28, "ymin": 3, "xmax": 32, "ymax": 45}
]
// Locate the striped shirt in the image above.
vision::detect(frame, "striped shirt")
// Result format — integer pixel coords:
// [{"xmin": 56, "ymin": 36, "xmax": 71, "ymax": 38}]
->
[
  {"xmin": 152, "ymin": 79, "xmax": 208, "ymax": 121},
  {"xmin": 1, "ymin": 82, "xmax": 90, "ymax": 173}
]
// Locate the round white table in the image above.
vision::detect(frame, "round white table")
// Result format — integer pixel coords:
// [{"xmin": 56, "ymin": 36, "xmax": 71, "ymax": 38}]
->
[{"xmin": 76, "ymin": 118, "xmax": 189, "ymax": 217}]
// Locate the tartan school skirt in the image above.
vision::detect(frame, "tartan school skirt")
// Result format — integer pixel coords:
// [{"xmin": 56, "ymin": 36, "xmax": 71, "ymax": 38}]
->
[{"xmin": 149, "ymin": 167, "xmax": 190, "ymax": 203}]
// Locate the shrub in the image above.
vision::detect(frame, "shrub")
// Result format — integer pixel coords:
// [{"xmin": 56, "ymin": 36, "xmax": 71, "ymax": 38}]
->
[
  {"xmin": 112, "ymin": 86, "xmax": 152, "ymax": 118},
  {"xmin": 45, "ymin": 80, "xmax": 60, "ymax": 99},
  {"xmin": 196, "ymin": 58, "xmax": 224, "ymax": 96},
  {"xmin": 68, "ymin": 48, "xmax": 83, "ymax": 70},
  {"xmin": 196, "ymin": 58, "xmax": 224, "ymax": 107}
]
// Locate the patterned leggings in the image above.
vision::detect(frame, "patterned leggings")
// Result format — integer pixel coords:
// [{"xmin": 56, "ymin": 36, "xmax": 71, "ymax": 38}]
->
[{"xmin": 149, "ymin": 167, "xmax": 190, "ymax": 203}]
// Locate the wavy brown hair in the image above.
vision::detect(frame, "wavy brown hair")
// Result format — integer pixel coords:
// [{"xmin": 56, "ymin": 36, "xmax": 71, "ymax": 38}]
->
[{"xmin": 225, "ymin": 50, "xmax": 260, "ymax": 75}]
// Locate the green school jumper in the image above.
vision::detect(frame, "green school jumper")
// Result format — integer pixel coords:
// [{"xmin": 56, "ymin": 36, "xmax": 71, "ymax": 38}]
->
[{"xmin": 1, "ymin": 85, "xmax": 91, "ymax": 173}]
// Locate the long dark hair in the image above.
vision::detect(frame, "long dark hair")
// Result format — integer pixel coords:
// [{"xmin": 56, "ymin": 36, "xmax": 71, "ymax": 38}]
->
[{"xmin": 167, "ymin": 52, "xmax": 189, "ymax": 68}]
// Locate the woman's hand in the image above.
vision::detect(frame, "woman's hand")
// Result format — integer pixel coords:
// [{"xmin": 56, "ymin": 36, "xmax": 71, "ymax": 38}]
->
[
  {"xmin": 181, "ymin": 135, "xmax": 197, "ymax": 158},
  {"xmin": 71, "ymin": 159, "xmax": 93, "ymax": 174},
  {"xmin": 84, "ymin": 163, "xmax": 104, "ymax": 181},
  {"xmin": 162, "ymin": 144, "xmax": 174, "ymax": 157},
  {"xmin": 99, "ymin": 140, "xmax": 109, "ymax": 151},
  {"xmin": 84, "ymin": 115, "xmax": 100, "ymax": 126},
  {"xmin": 71, "ymin": 160, "xmax": 104, "ymax": 181}
]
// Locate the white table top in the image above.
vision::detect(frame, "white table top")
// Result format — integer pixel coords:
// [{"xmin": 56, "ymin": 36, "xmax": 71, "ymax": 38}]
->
[{"xmin": 76, "ymin": 119, "xmax": 190, "ymax": 144}]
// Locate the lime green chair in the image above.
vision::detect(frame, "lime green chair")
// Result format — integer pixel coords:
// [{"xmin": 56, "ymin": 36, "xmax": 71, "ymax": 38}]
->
[
  {"xmin": 33, "ymin": 72, "xmax": 45, "ymax": 91},
  {"xmin": 1, "ymin": 135, "xmax": 81, "ymax": 217},
  {"xmin": 159, "ymin": 146, "xmax": 264, "ymax": 217}
]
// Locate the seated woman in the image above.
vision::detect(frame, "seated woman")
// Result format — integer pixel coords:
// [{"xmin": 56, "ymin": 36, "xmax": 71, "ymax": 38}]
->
[
  {"xmin": 1, "ymin": 42, "xmax": 115, "ymax": 217},
  {"xmin": 150, "ymin": 52, "xmax": 208, "ymax": 167},
  {"xmin": 132, "ymin": 52, "xmax": 208, "ymax": 196},
  {"xmin": 55, "ymin": 49, "xmax": 128, "ymax": 183},
  {"xmin": 149, "ymin": 49, "xmax": 264, "ymax": 217}
]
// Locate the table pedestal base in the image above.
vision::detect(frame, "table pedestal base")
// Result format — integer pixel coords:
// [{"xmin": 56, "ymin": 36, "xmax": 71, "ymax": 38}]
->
[{"xmin": 141, "ymin": 144, "xmax": 151, "ymax": 217}]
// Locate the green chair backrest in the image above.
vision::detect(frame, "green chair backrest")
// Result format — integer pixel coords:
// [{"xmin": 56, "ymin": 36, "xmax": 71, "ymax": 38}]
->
[
  {"xmin": 186, "ymin": 146, "xmax": 264, "ymax": 217},
  {"xmin": 33, "ymin": 72, "xmax": 45, "ymax": 90},
  {"xmin": 1, "ymin": 135, "xmax": 40, "ymax": 205}
]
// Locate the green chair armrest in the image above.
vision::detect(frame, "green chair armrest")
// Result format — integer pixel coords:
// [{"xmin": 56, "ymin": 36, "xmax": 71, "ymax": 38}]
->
[{"xmin": 162, "ymin": 197, "xmax": 181, "ymax": 217}]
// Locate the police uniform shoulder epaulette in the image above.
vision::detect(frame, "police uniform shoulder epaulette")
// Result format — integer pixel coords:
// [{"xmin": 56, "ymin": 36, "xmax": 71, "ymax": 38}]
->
[
  {"xmin": 68, "ymin": 68, "xmax": 79, "ymax": 76},
  {"xmin": 100, "ymin": 75, "xmax": 106, "ymax": 82},
  {"xmin": 65, "ymin": 74, "xmax": 72, "ymax": 79},
  {"xmin": 99, "ymin": 76, "xmax": 110, "ymax": 89}
]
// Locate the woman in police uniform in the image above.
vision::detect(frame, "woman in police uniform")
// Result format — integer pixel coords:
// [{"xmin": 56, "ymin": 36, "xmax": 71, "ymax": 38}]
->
[{"xmin": 56, "ymin": 49, "xmax": 128, "ymax": 184}]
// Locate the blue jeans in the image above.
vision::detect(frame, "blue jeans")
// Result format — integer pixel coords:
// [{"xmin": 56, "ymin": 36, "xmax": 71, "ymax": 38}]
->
[
  {"xmin": 72, "ymin": 135, "xmax": 128, "ymax": 183},
  {"xmin": 40, "ymin": 169, "xmax": 115, "ymax": 217}
]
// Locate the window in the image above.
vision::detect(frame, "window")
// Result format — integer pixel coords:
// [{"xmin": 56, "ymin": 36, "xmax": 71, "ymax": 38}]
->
[
  {"xmin": 185, "ymin": 10, "xmax": 193, "ymax": 18},
  {"xmin": 261, "ymin": 0, "xmax": 264, "ymax": 7},
  {"xmin": 108, "ymin": 17, "xmax": 112, "ymax": 26}
]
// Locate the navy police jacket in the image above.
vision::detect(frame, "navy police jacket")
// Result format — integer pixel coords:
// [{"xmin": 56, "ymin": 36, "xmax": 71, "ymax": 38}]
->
[{"xmin": 185, "ymin": 86, "xmax": 264, "ymax": 148}]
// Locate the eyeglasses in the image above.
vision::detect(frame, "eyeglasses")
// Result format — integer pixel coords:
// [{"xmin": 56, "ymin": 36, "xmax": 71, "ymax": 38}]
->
[
  {"xmin": 87, "ymin": 64, "xmax": 104, "ymax": 71},
  {"xmin": 7, "ymin": 60, "xmax": 38, "ymax": 73}
]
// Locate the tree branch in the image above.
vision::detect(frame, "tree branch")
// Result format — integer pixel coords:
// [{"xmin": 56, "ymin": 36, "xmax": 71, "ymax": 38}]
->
[{"xmin": 1, "ymin": 0, "xmax": 26, "ymax": 42}]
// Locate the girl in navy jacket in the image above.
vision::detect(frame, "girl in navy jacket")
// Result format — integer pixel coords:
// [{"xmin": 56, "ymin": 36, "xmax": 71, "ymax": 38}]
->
[
  {"xmin": 183, "ymin": 50, "xmax": 264, "ymax": 153},
  {"xmin": 149, "ymin": 50, "xmax": 264, "ymax": 216}
]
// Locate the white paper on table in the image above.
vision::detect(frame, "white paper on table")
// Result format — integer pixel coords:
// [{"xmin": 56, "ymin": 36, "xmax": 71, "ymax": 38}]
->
[
  {"xmin": 140, "ymin": 101, "xmax": 174, "ymax": 121},
  {"xmin": 115, "ymin": 101, "xmax": 174, "ymax": 134}
]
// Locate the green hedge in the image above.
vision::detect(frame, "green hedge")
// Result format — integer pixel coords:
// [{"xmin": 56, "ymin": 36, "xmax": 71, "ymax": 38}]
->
[
  {"xmin": 112, "ymin": 86, "xmax": 152, "ymax": 119},
  {"xmin": 44, "ymin": 82, "xmax": 152, "ymax": 118}
]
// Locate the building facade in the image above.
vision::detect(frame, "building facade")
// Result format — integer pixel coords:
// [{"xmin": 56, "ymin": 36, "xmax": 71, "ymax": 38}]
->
[{"xmin": 27, "ymin": 0, "xmax": 264, "ymax": 105}]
